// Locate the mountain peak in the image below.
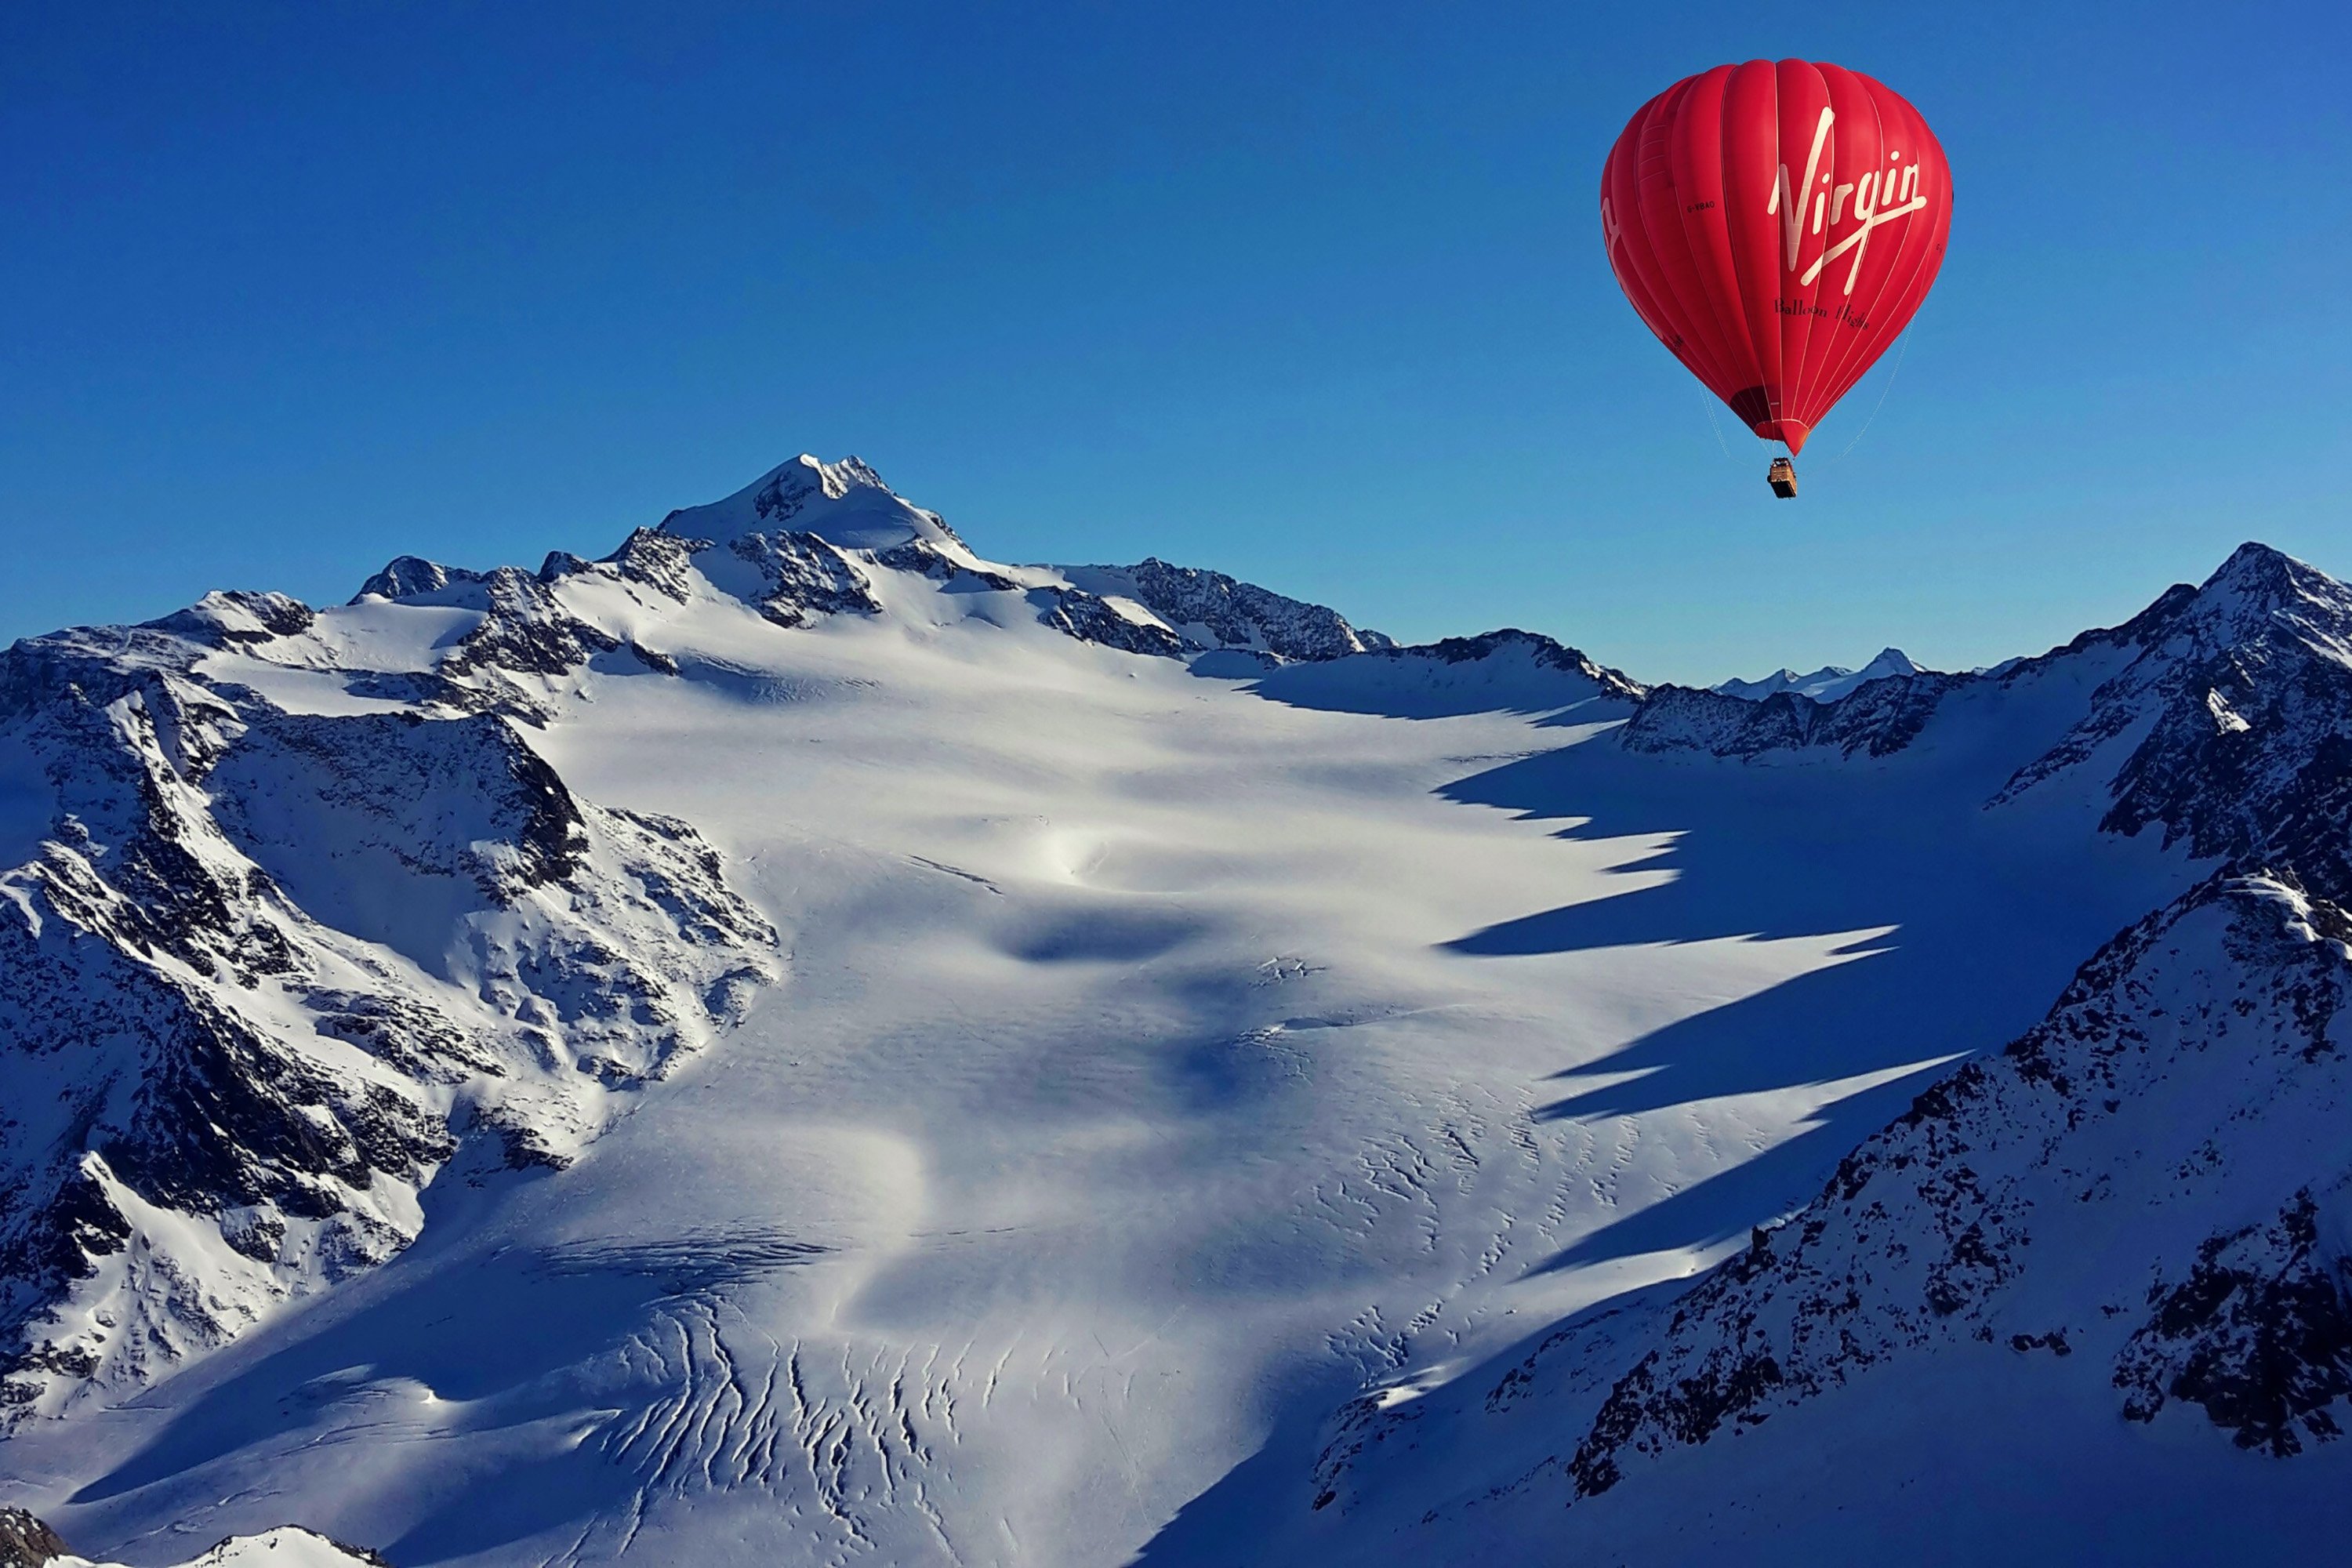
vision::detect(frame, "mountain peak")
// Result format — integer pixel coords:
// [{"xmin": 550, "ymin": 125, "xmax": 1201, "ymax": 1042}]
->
[
  {"xmin": 1714, "ymin": 646, "xmax": 1920, "ymax": 703},
  {"xmin": 2173, "ymin": 541, "xmax": 2352, "ymax": 660},
  {"xmin": 2191, "ymin": 540, "xmax": 2347, "ymax": 612},
  {"xmin": 658, "ymin": 452, "xmax": 960, "ymax": 553},
  {"xmin": 2205, "ymin": 539, "xmax": 2300, "ymax": 586}
]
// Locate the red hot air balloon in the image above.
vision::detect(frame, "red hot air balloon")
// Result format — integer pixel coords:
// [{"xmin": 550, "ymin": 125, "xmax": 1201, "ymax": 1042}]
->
[{"xmin": 1599, "ymin": 60, "xmax": 1951, "ymax": 497}]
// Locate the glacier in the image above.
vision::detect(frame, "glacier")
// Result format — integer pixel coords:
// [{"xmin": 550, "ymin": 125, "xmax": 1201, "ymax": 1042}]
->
[{"xmin": 2, "ymin": 455, "xmax": 2348, "ymax": 1564}]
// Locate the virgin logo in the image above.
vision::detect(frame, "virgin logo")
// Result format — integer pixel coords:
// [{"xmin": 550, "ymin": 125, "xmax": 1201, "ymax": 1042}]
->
[{"xmin": 1767, "ymin": 106, "xmax": 1929, "ymax": 295}]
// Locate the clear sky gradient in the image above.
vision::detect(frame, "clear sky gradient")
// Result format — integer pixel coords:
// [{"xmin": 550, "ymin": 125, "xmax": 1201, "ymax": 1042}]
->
[{"xmin": 6, "ymin": 1, "xmax": 2349, "ymax": 684}]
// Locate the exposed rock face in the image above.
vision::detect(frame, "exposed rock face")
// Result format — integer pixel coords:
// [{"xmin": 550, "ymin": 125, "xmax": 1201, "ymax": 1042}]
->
[
  {"xmin": 2040, "ymin": 546, "xmax": 2352, "ymax": 899},
  {"xmin": 2115, "ymin": 1186, "xmax": 2352, "ymax": 1455},
  {"xmin": 1364, "ymin": 629, "xmax": 1645, "ymax": 699},
  {"xmin": 348, "ymin": 461, "xmax": 1376, "ymax": 683},
  {"xmin": 0, "ymin": 1509, "xmax": 69, "ymax": 1567},
  {"xmin": 1621, "ymin": 670, "xmax": 1963, "ymax": 758},
  {"xmin": 658, "ymin": 452, "xmax": 964, "ymax": 554},
  {"xmin": 354, "ymin": 557, "xmax": 482, "ymax": 602},
  {"xmin": 0, "ymin": 601, "xmax": 778, "ymax": 1422},
  {"xmin": 1087, "ymin": 557, "xmax": 1392, "ymax": 663},
  {"xmin": 1557, "ymin": 871, "xmax": 2352, "ymax": 1495},
  {"xmin": 1621, "ymin": 543, "xmax": 2350, "ymax": 815},
  {"xmin": 724, "ymin": 530, "xmax": 884, "ymax": 628},
  {"xmin": 21, "ymin": 1523, "xmax": 393, "ymax": 1567},
  {"xmin": 1034, "ymin": 585, "xmax": 1189, "ymax": 658}
]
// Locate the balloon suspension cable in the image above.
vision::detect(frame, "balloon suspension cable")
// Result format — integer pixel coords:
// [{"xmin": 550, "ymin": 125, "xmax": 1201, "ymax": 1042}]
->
[
  {"xmin": 1697, "ymin": 387, "xmax": 1733, "ymax": 460},
  {"xmin": 1828, "ymin": 329, "xmax": 1912, "ymax": 465}
]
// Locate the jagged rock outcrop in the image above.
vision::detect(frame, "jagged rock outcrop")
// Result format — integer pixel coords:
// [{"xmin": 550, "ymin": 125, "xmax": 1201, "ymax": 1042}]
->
[
  {"xmin": 1035, "ymin": 585, "xmax": 1189, "ymax": 658},
  {"xmin": 342, "ymin": 457, "xmax": 1372, "ymax": 699},
  {"xmin": 42, "ymin": 1523, "xmax": 390, "ymax": 1567},
  {"xmin": 2004, "ymin": 544, "xmax": 2352, "ymax": 900},
  {"xmin": 2114, "ymin": 1184, "xmax": 2352, "ymax": 1455},
  {"xmin": 1557, "ymin": 870, "xmax": 2352, "ymax": 1494},
  {"xmin": 1622, "ymin": 669, "xmax": 1964, "ymax": 758},
  {"xmin": 0, "ymin": 1508, "xmax": 69, "ymax": 1567},
  {"xmin": 724, "ymin": 531, "xmax": 884, "ymax": 628},
  {"xmin": 1368, "ymin": 629, "xmax": 1645, "ymax": 699},
  {"xmin": 1072, "ymin": 558, "xmax": 1392, "ymax": 663},
  {"xmin": 0, "ymin": 601, "xmax": 778, "ymax": 1423}
]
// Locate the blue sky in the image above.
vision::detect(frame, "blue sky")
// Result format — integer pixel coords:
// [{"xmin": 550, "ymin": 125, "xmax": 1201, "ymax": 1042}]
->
[{"xmin": 5, "ymin": 1, "xmax": 2348, "ymax": 684}]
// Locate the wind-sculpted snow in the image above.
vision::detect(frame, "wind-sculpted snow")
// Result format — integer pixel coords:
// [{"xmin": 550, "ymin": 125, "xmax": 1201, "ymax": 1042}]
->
[{"xmin": 1214, "ymin": 873, "xmax": 2352, "ymax": 1563}]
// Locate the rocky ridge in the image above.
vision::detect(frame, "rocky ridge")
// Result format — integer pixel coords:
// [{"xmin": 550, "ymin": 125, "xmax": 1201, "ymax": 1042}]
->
[
  {"xmin": 1563, "ymin": 869, "xmax": 2352, "ymax": 1495},
  {"xmin": 0, "ymin": 598, "xmax": 780, "ymax": 1421},
  {"xmin": 1354, "ymin": 627, "xmax": 1646, "ymax": 701},
  {"xmin": 1712, "ymin": 647, "xmax": 1921, "ymax": 703},
  {"xmin": 1286, "ymin": 543, "xmax": 2352, "ymax": 1546},
  {"xmin": 1062, "ymin": 558, "xmax": 1393, "ymax": 664}
]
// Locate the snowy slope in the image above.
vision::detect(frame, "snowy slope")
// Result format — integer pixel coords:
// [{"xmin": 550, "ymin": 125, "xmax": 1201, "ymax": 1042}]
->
[
  {"xmin": 2, "ymin": 457, "xmax": 2347, "ymax": 1565},
  {"xmin": 1157, "ymin": 543, "xmax": 2352, "ymax": 1565},
  {"xmin": 1182, "ymin": 872, "xmax": 2352, "ymax": 1565}
]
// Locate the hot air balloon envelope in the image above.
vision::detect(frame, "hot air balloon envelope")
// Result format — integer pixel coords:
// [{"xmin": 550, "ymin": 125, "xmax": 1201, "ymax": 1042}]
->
[{"xmin": 1599, "ymin": 60, "xmax": 1952, "ymax": 457}]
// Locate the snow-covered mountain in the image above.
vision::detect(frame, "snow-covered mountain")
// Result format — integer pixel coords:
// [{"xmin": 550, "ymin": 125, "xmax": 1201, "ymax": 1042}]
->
[
  {"xmin": 2, "ymin": 1509, "xmax": 379, "ymax": 1568},
  {"xmin": 1714, "ymin": 646, "xmax": 1921, "ymax": 703},
  {"xmin": 3, "ymin": 455, "xmax": 2347, "ymax": 1564}
]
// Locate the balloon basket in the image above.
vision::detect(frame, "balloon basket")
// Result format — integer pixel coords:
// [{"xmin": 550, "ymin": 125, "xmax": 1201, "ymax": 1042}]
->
[{"xmin": 1767, "ymin": 457, "xmax": 1798, "ymax": 499}]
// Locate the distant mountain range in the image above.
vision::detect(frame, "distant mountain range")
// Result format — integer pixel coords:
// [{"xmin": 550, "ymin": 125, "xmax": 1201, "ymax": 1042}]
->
[{"xmin": 1712, "ymin": 647, "xmax": 1922, "ymax": 703}]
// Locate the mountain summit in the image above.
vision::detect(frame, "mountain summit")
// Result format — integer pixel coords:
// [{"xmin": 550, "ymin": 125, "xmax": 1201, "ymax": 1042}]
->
[{"xmin": 658, "ymin": 453, "xmax": 962, "ymax": 553}]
